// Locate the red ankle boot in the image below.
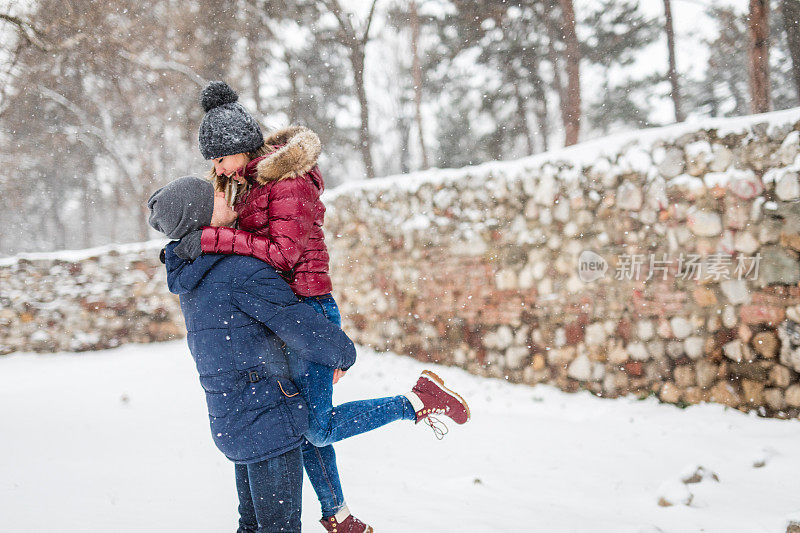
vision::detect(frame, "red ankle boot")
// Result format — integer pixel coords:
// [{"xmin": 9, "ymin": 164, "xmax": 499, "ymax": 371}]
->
[
  {"xmin": 406, "ymin": 370, "xmax": 471, "ymax": 425},
  {"xmin": 320, "ymin": 507, "xmax": 373, "ymax": 533}
]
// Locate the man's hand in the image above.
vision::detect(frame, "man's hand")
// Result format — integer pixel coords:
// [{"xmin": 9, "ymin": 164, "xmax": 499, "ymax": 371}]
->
[
  {"xmin": 210, "ymin": 191, "xmax": 238, "ymax": 227},
  {"xmin": 174, "ymin": 230, "xmax": 203, "ymax": 261},
  {"xmin": 333, "ymin": 369, "xmax": 347, "ymax": 385}
]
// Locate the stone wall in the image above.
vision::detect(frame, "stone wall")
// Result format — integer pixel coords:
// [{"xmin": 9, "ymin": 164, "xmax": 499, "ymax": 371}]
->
[
  {"xmin": 0, "ymin": 242, "xmax": 183, "ymax": 354},
  {"xmin": 323, "ymin": 110, "xmax": 800, "ymax": 418},
  {"xmin": 3, "ymin": 110, "xmax": 800, "ymax": 417}
]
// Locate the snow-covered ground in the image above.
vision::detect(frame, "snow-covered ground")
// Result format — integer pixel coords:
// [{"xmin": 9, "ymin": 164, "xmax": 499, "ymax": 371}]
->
[{"xmin": 1, "ymin": 341, "xmax": 799, "ymax": 533}]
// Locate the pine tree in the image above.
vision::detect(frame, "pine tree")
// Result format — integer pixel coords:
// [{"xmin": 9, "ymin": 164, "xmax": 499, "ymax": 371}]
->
[
  {"xmin": 771, "ymin": 2, "xmax": 800, "ymax": 108},
  {"xmin": 314, "ymin": 0, "xmax": 381, "ymax": 179},
  {"xmin": 424, "ymin": 1, "xmax": 554, "ymax": 165},
  {"xmin": 384, "ymin": 0, "xmax": 451, "ymax": 172},
  {"xmin": 684, "ymin": 7, "xmax": 749, "ymax": 117},
  {"xmin": 581, "ymin": 0, "xmax": 659, "ymax": 134},
  {"xmin": 783, "ymin": 0, "xmax": 800, "ymax": 101}
]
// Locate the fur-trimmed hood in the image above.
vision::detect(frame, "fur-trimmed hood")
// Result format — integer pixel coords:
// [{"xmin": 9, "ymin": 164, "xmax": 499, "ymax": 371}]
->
[{"xmin": 253, "ymin": 126, "xmax": 321, "ymax": 184}]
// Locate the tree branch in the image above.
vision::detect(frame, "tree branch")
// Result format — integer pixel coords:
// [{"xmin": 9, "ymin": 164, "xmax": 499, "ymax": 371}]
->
[
  {"xmin": 118, "ymin": 50, "xmax": 208, "ymax": 88},
  {"xmin": 0, "ymin": 13, "xmax": 50, "ymax": 52},
  {"xmin": 320, "ymin": 0, "xmax": 356, "ymax": 46},
  {"xmin": 361, "ymin": 0, "xmax": 380, "ymax": 45},
  {"xmin": 36, "ymin": 85, "xmax": 144, "ymax": 194}
]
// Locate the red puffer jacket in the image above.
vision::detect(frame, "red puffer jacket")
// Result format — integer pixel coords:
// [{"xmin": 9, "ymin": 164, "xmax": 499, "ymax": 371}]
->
[{"xmin": 200, "ymin": 126, "xmax": 333, "ymax": 297}]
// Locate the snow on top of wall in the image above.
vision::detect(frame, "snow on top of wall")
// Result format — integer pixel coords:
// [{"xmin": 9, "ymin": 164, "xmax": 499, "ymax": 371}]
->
[
  {"xmin": 0, "ymin": 239, "xmax": 168, "ymax": 267},
  {"xmin": 323, "ymin": 107, "xmax": 800, "ymax": 202}
]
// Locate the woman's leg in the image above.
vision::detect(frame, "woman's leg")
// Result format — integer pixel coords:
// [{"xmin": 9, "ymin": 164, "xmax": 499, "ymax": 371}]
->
[
  {"xmin": 296, "ymin": 295, "xmax": 416, "ymax": 446},
  {"xmin": 289, "ymin": 347, "xmax": 349, "ymax": 519},
  {"xmin": 235, "ymin": 463, "xmax": 258, "ymax": 533},
  {"xmin": 287, "ymin": 295, "xmax": 349, "ymax": 519},
  {"xmin": 300, "ymin": 438, "xmax": 346, "ymax": 517},
  {"xmin": 302, "ymin": 359, "xmax": 416, "ymax": 447},
  {"xmin": 288, "ymin": 294, "xmax": 413, "ymax": 520},
  {"xmin": 245, "ymin": 447, "xmax": 303, "ymax": 533}
]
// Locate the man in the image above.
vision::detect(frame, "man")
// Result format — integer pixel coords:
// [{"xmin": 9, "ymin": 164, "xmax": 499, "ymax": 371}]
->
[{"xmin": 148, "ymin": 176, "xmax": 356, "ymax": 533}]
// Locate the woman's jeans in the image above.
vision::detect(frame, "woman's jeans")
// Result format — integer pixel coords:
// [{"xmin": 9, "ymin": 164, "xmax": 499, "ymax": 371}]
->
[
  {"xmin": 235, "ymin": 447, "xmax": 303, "ymax": 533},
  {"xmin": 290, "ymin": 294, "xmax": 416, "ymax": 518}
]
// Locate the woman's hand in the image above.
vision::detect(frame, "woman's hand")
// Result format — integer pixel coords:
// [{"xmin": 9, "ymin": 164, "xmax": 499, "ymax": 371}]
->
[
  {"xmin": 332, "ymin": 369, "xmax": 347, "ymax": 385},
  {"xmin": 210, "ymin": 191, "xmax": 238, "ymax": 227}
]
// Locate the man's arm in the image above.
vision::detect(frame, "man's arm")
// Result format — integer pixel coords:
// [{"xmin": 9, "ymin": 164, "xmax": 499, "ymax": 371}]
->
[
  {"xmin": 231, "ymin": 265, "xmax": 356, "ymax": 370},
  {"xmin": 163, "ymin": 241, "xmax": 226, "ymax": 295}
]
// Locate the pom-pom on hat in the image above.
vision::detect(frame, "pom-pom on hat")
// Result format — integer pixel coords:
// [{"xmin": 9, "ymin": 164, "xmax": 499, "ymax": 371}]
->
[{"xmin": 198, "ymin": 81, "xmax": 264, "ymax": 160}]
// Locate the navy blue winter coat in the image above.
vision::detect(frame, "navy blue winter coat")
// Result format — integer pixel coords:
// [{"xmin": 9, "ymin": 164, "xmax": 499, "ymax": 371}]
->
[{"xmin": 163, "ymin": 242, "xmax": 357, "ymax": 464}]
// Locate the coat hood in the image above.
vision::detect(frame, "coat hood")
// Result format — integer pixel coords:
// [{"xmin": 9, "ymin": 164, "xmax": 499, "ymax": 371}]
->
[
  {"xmin": 164, "ymin": 242, "xmax": 227, "ymax": 294},
  {"xmin": 253, "ymin": 126, "xmax": 321, "ymax": 184}
]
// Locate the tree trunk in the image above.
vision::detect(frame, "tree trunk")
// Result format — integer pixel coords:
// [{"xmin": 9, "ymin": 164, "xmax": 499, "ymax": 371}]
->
[
  {"xmin": 322, "ymin": 0, "xmax": 378, "ymax": 178},
  {"xmin": 81, "ymin": 172, "xmax": 92, "ymax": 248},
  {"xmin": 559, "ymin": 0, "xmax": 581, "ymax": 146},
  {"xmin": 527, "ymin": 49, "xmax": 550, "ymax": 153},
  {"xmin": 663, "ymin": 0, "xmax": 684, "ymax": 122},
  {"xmin": 783, "ymin": 0, "xmax": 800, "ymax": 102},
  {"xmin": 51, "ymin": 177, "xmax": 67, "ymax": 250},
  {"xmin": 351, "ymin": 48, "xmax": 375, "ymax": 179},
  {"xmin": 409, "ymin": 0, "xmax": 429, "ymax": 170},
  {"xmin": 246, "ymin": 23, "xmax": 265, "ymax": 117},
  {"xmin": 703, "ymin": 77, "xmax": 721, "ymax": 117},
  {"xmin": 134, "ymin": 169, "xmax": 151, "ymax": 242},
  {"xmin": 533, "ymin": 94, "xmax": 549, "ymax": 153},
  {"xmin": 514, "ymin": 85, "xmax": 535, "ymax": 154},
  {"xmin": 398, "ymin": 113, "xmax": 411, "ymax": 174},
  {"xmin": 748, "ymin": 0, "xmax": 772, "ymax": 113},
  {"xmin": 544, "ymin": 8, "xmax": 568, "ymax": 140},
  {"xmin": 286, "ymin": 54, "xmax": 300, "ymax": 125},
  {"xmin": 112, "ymin": 185, "xmax": 122, "ymax": 242},
  {"xmin": 197, "ymin": 0, "xmax": 235, "ymax": 80}
]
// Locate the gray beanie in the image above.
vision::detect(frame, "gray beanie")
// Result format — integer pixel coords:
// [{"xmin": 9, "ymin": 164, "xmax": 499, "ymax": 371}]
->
[
  {"xmin": 147, "ymin": 176, "xmax": 214, "ymax": 239},
  {"xmin": 198, "ymin": 81, "xmax": 264, "ymax": 160}
]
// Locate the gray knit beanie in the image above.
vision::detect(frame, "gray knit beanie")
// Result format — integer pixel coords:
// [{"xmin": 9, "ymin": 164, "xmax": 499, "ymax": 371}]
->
[
  {"xmin": 147, "ymin": 176, "xmax": 214, "ymax": 239},
  {"xmin": 198, "ymin": 81, "xmax": 264, "ymax": 160}
]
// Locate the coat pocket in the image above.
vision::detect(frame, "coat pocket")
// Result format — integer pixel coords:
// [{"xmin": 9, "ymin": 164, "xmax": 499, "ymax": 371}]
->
[
  {"xmin": 276, "ymin": 378, "xmax": 309, "ymax": 438},
  {"xmin": 241, "ymin": 375, "xmax": 308, "ymax": 439}
]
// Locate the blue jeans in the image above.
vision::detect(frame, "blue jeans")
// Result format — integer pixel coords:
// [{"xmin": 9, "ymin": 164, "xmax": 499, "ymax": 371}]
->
[
  {"xmin": 235, "ymin": 447, "xmax": 303, "ymax": 533},
  {"xmin": 289, "ymin": 294, "xmax": 416, "ymax": 518}
]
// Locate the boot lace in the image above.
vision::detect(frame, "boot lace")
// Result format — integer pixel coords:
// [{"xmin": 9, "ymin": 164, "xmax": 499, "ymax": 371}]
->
[{"xmin": 424, "ymin": 415, "xmax": 449, "ymax": 440}]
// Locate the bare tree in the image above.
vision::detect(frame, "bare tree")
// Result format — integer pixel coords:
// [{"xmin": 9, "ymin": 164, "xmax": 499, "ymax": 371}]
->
[
  {"xmin": 409, "ymin": 0, "xmax": 429, "ymax": 169},
  {"xmin": 544, "ymin": 6, "xmax": 568, "ymax": 146},
  {"xmin": 748, "ymin": 0, "xmax": 772, "ymax": 113},
  {"xmin": 319, "ymin": 0, "xmax": 380, "ymax": 179},
  {"xmin": 559, "ymin": 0, "xmax": 581, "ymax": 146},
  {"xmin": 783, "ymin": 0, "xmax": 800, "ymax": 101},
  {"xmin": 663, "ymin": 0, "xmax": 684, "ymax": 122},
  {"xmin": 1, "ymin": 0, "xmax": 204, "ymax": 250}
]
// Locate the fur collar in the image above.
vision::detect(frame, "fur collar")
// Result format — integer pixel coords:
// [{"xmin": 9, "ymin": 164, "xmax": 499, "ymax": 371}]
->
[{"xmin": 255, "ymin": 126, "xmax": 321, "ymax": 184}]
